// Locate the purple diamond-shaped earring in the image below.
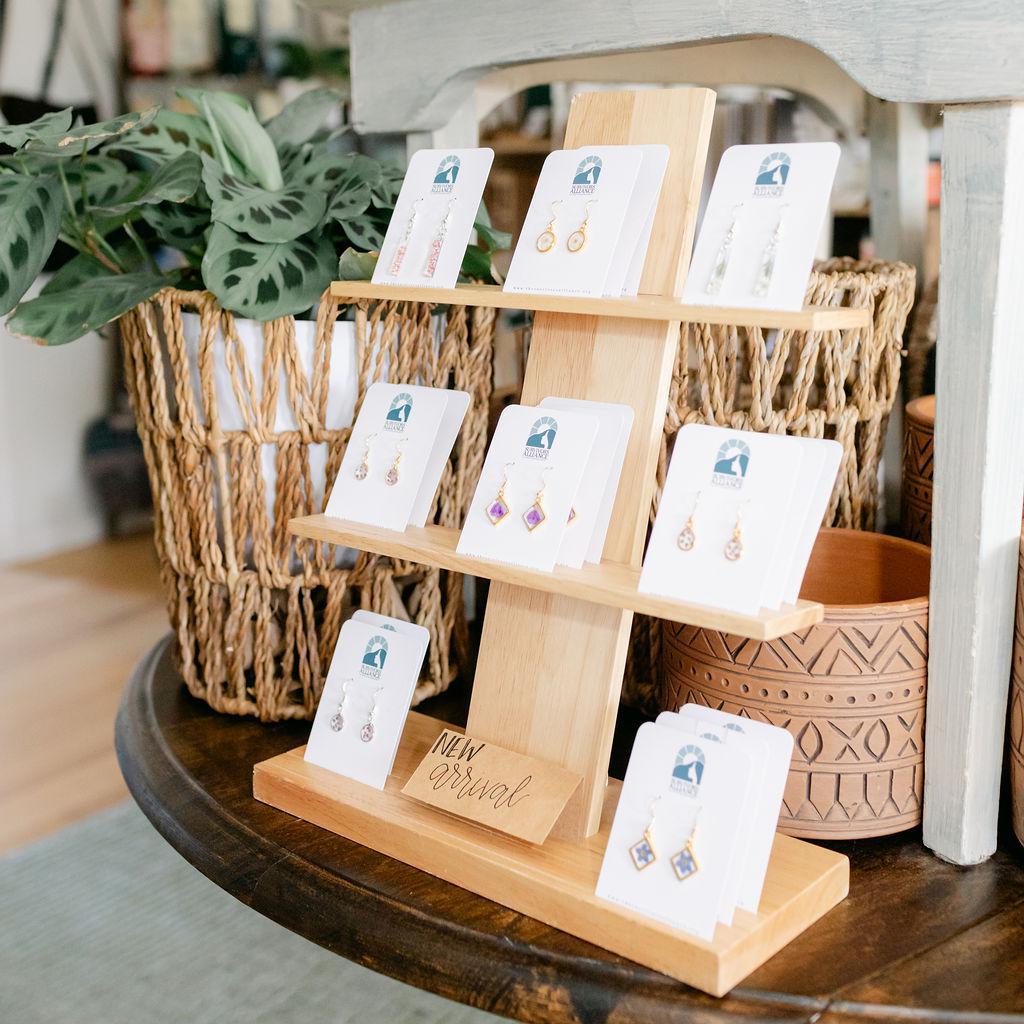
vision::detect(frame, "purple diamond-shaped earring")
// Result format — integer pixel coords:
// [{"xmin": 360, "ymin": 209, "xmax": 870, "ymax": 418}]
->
[
  {"xmin": 522, "ymin": 468, "xmax": 551, "ymax": 532},
  {"xmin": 485, "ymin": 462, "xmax": 515, "ymax": 525}
]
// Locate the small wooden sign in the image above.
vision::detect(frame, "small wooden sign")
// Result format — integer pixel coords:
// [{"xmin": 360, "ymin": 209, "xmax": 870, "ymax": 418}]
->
[{"xmin": 401, "ymin": 728, "xmax": 583, "ymax": 844}]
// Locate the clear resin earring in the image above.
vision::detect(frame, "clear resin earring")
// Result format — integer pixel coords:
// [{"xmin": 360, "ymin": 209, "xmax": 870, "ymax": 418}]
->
[
  {"xmin": 535, "ymin": 200, "xmax": 562, "ymax": 253},
  {"xmin": 566, "ymin": 200, "xmax": 596, "ymax": 253},
  {"xmin": 522, "ymin": 468, "xmax": 551, "ymax": 532},
  {"xmin": 423, "ymin": 198, "xmax": 456, "ymax": 278},
  {"xmin": 486, "ymin": 461, "xmax": 515, "ymax": 525},
  {"xmin": 671, "ymin": 808, "xmax": 701, "ymax": 881},
  {"xmin": 753, "ymin": 204, "xmax": 788, "ymax": 297},
  {"xmin": 361, "ymin": 684, "xmax": 383, "ymax": 742},
  {"xmin": 724, "ymin": 506, "xmax": 744, "ymax": 561},
  {"xmin": 329, "ymin": 678, "xmax": 352, "ymax": 732},
  {"xmin": 388, "ymin": 198, "xmax": 422, "ymax": 276},
  {"xmin": 385, "ymin": 438, "xmax": 408, "ymax": 486},
  {"xmin": 629, "ymin": 797, "xmax": 660, "ymax": 871},
  {"xmin": 706, "ymin": 203, "xmax": 743, "ymax": 295},
  {"xmin": 677, "ymin": 491, "xmax": 701, "ymax": 552},
  {"xmin": 354, "ymin": 433, "xmax": 376, "ymax": 481}
]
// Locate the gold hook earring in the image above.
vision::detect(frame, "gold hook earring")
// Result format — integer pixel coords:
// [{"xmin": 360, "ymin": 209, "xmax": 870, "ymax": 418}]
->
[
  {"xmin": 567, "ymin": 200, "xmax": 596, "ymax": 253},
  {"xmin": 354, "ymin": 433, "xmax": 376, "ymax": 481},
  {"xmin": 678, "ymin": 491, "xmax": 701, "ymax": 552},
  {"xmin": 486, "ymin": 461, "xmax": 516, "ymax": 525},
  {"xmin": 536, "ymin": 200, "xmax": 562, "ymax": 253},
  {"xmin": 629, "ymin": 797, "xmax": 660, "ymax": 870},
  {"xmin": 724, "ymin": 506, "xmax": 744, "ymax": 561}
]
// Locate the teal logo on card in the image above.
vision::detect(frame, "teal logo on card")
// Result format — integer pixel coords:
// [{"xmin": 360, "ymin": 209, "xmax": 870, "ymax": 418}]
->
[
  {"xmin": 384, "ymin": 392, "xmax": 413, "ymax": 432},
  {"xmin": 524, "ymin": 415, "xmax": 558, "ymax": 460},
  {"xmin": 432, "ymin": 154, "xmax": 460, "ymax": 192},
  {"xmin": 754, "ymin": 151, "xmax": 790, "ymax": 197},
  {"xmin": 360, "ymin": 635, "xmax": 389, "ymax": 678},
  {"xmin": 670, "ymin": 744, "xmax": 706, "ymax": 797},
  {"xmin": 571, "ymin": 155, "xmax": 602, "ymax": 194},
  {"xmin": 711, "ymin": 438, "xmax": 750, "ymax": 490}
]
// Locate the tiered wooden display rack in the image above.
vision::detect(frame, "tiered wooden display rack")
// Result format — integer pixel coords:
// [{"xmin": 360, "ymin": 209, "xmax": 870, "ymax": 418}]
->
[{"xmin": 254, "ymin": 89, "xmax": 863, "ymax": 996}]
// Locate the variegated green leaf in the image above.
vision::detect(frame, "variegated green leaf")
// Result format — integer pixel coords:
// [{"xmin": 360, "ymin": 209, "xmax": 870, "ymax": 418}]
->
[
  {"xmin": 26, "ymin": 106, "xmax": 159, "ymax": 157},
  {"xmin": 64, "ymin": 157, "xmax": 133, "ymax": 209},
  {"xmin": 342, "ymin": 214, "xmax": 384, "ymax": 251},
  {"xmin": 262, "ymin": 87, "xmax": 345, "ymax": 149},
  {"xmin": 8, "ymin": 271, "xmax": 167, "ymax": 346},
  {"xmin": 180, "ymin": 88, "xmax": 283, "ymax": 191},
  {"xmin": 337, "ymin": 247, "xmax": 377, "ymax": 280},
  {"xmin": 371, "ymin": 164, "xmax": 405, "ymax": 208},
  {"xmin": 0, "ymin": 174, "xmax": 63, "ymax": 315},
  {"xmin": 108, "ymin": 109, "xmax": 215, "ymax": 162},
  {"xmin": 0, "ymin": 108, "xmax": 73, "ymax": 149},
  {"xmin": 201, "ymin": 155, "xmax": 323, "ymax": 244},
  {"xmin": 202, "ymin": 222, "xmax": 334, "ymax": 321},
  {"xmin": 139, "ymin": 201, "xmax": 208, "ymax": 251},
  {"xmin": 94, "ymin": 152, "xmax": 202, "ymax": 215}
]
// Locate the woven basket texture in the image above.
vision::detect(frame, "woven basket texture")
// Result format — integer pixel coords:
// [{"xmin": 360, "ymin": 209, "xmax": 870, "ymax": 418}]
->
[
  {"xmin": 627, "ymin": 257, "xmax": 917, "ymax": 709},
  {"xmin": 120, "ymin": 289, "xmax": 495, "ymax": 721}
]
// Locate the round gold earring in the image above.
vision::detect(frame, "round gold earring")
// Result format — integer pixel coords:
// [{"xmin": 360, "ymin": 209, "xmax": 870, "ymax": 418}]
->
[
  {"xmin": 535, "ymin": 200, "xmax": 562, "ymax": 253},
  {"xmin": 567, "ymin": 199, "xmax": 596, "ymax": 253}
]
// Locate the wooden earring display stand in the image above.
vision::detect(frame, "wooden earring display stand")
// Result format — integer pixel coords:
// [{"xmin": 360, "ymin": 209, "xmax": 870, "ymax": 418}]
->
[{"xmin": 255, "ymin": 89, "xmax": 857, "ymax": 996}]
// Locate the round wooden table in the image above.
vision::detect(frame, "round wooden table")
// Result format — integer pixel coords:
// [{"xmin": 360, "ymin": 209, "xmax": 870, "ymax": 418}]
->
[{"xmin": 117, "ymin": 637, "xmax": 1024, "ymax": 1023}]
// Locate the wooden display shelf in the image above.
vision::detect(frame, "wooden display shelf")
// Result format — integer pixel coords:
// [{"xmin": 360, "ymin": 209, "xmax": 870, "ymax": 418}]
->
[
  {"xmin": 329, "ymin": 280, "xmax": 871, "ymax": 331},
  {"xmin": 290, "ymin": 514, "xmax": 824, "ymax": 640},
  {"xmin": 253, "ymin": 711, "xmax": 850, "ymax": 998}
]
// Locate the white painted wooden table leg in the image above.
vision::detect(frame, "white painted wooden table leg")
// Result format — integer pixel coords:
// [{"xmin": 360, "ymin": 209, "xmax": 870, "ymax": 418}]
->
[{"xmin": 923, "ymin": 101, "xmax": 1024, "ymax": 865}]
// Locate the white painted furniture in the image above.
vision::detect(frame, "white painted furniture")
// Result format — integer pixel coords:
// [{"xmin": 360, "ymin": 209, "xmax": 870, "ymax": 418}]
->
[{"xmin": 347, "ymin": 0, "xmax": 1024, "ymax": 865}]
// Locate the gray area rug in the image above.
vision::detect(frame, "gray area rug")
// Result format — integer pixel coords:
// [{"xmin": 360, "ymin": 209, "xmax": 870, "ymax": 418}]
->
[{"xmin": 1, "ymin": 803, "xmax": 501, "ymax": 1024}]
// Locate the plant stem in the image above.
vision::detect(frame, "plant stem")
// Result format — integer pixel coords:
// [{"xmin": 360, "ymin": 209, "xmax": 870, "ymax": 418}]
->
[
  {"xmin": 124, "ymin": 220, "xmax": 155, "ymax": 272},
  {"xmin": 56, "ymin": 161, "xmax": 82, "ymax": 233},
  {"xmin": 85, "ymin": 231, "xmax": 125, "ymax": 273}
]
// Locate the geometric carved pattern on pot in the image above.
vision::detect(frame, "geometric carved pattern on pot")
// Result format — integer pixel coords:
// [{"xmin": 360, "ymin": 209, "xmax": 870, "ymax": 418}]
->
[
  {"xmin": 902, "ymin": 395, "xmax": 935, "ymax": 547},
  {"xmin": 660, "ymin": 529, "xmax": 930, "ymax": 839}
]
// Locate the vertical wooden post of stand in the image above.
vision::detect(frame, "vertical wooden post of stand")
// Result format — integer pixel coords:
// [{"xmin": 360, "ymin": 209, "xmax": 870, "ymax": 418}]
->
[{"xmin": 467, "ymin": 89, "xmax": 716, "ymax": 840}]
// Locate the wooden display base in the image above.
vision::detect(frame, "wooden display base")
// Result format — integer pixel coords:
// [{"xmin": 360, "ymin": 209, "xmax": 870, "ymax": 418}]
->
[
  {"xmin": 254, "ymin": 712, "xmax": 850, "ymax": 997},
  {"xmin": 289, "ymin": 516, "xmax": 824, "ymax": 640}
]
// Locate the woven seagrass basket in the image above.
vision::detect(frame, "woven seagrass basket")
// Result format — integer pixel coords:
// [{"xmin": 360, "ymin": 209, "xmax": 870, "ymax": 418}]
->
[
  {"xmin": 120, "ymin": 289, "xmax": 495, "ymax": 721},
  {"xmin": 626, "ymin": 257, "xmax": 917, "ymax": 708}
]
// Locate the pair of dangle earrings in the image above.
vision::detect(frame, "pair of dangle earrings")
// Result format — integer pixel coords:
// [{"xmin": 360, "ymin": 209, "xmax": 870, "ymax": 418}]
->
[
  {"xmin": 629, "ymin": 798, "xmax": 701, "ymax": 882},
  {"xmin": 706, "ymin": 203, "xmax": 787, "ymax": 297},
  {"xmin": 355, "ymin": 433, "xmax": 407, "ymax": 486},
  {"xmin": 486, "ymin": 462, "xmax": 551, "ymax": 532},
  {"xmin": 677, "ymin": 492, "xmax": 745, "ymax": 562},
  {"xmin": 536, "ymin": 200, "xmax": 597, "ymax": 254},
  {"xmin": 329, "ymin": 676, "xmax": 384, "ymax": 743},
  {"xmin": 387, "ymin": 197, "xmax": 456, "ymax": 277}
]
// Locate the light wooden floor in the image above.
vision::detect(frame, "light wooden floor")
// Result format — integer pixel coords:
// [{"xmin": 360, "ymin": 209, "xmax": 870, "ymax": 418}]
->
[{"xmin": 0, "ymin": 535, "xmax": 169, "ymax": 853}]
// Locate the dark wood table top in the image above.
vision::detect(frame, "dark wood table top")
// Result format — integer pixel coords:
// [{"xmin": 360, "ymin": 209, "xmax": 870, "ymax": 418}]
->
[{"xmin": 117, "ymin": 636, "xmax": 1024, "ymax": 1023}]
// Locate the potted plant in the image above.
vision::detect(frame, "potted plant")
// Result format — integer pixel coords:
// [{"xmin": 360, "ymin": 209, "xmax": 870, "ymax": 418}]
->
[{"xmin": 0, "ymin": 89, "xmax": 508, "ymax": 720}]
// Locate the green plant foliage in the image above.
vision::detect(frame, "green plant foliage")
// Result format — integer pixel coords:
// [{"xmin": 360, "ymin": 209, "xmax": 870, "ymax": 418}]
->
[
  {"xmin": 201, "ymin": 155, "xmax": 324, "ymax": 243},
  {"xmin": 0, "ymin": 174, "xmax": 64, "ymax": 315},
  {"xmin": 26, "ymin": 107, "xmax": 159, "ymax": 157},
  {"xmin": 9, "ymin": 271, "xmax": 168, "ymax": 345},
  {"xmin": 110, "ymin": 109, "xmax": 215, "ymax": 162},
  {"xmin": 0, "ymin": 108, "xmax": 73, "ymax": 149},
  {"xmin": 0, "ymin": 89, "xmax": 508, "ymax": 344},
  {"xmin": 202, "ymin": 222, "xmax": 335, "ymax": 321},
  {"xmin": 262, "ymin": 87, "xmax": 345, "ymax": 149},
  {"xmin": 94, "ymin": 152, "xmax": 202, "ymax": 215},
  {"xmin": 180, "ymin": 88, "xmax": 283, "ymax": 191}
]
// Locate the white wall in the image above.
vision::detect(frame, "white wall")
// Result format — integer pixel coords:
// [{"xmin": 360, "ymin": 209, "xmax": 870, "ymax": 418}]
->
[{"xmin": 0, "ymin": 298, "xmax": 112, "ymax": 565}]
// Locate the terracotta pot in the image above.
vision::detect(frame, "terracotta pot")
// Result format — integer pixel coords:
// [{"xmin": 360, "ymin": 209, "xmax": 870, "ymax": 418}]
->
[
  {"xmin": 902, "ymin": 395, "xmax": 935, "ymax": 546},
  {"xmin": 660, "ymin": 528, "xmax": 931, "ymax": 839},
  {"xmin": 1009, "ymin": 531, "xmax": 1024, "ymax": 847}
]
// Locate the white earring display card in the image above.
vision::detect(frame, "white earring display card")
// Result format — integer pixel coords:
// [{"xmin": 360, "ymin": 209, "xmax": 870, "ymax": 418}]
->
[
  {"xmin": 538, "ymin": 397, "xmax": 633, "ymax": 568},
  {"xmin": 682, "ymin": 142, "xmax": 840, "ymax": 310},
  {"xmin": 605, "ymin": 143, "xmax": 669, "ymax": 297},
  {"xmin": 326, "ymin": 383, "xmax": 466, "ymax": 532},
  {"xmin": 595, "ymin": 721, "xmax": 753, "ymax": 941},
  {"xmin": 673, "ymin": 705, "xmax": 794, "ymax": 914},
  {"xmin": 305, "ymin": 619, "xmax": 426, "ymax": 789},
  {"xmin": 503, "ymin": 147, "xmax": 643, "ymax": 298},
  {"xmin": 352, "ymin": 610, "xmax": 430, "ymax": 667},
  {"xmin": 372, "ymin": 147, "xmax": 494, "ymax": 289},
  {"xmin": 639, "ymin": 425, "xmax": 803, "ymax": 615},
  {"xmin": 457, "ymin": 404, "xmax": 599, "ymax": 572}
]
